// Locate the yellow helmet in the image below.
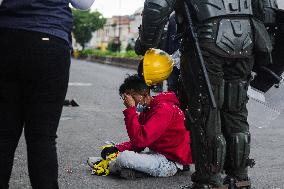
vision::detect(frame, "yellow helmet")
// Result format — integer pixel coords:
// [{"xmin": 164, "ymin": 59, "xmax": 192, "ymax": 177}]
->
[{"xmin": 143, "ymin": 48, "xmax": 174, "ymax": 86}]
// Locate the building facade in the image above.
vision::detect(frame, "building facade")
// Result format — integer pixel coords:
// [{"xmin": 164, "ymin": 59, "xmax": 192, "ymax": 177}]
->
[{"xmin": 87, "ymin": 7, "xmax": 143, "ymax": 51}]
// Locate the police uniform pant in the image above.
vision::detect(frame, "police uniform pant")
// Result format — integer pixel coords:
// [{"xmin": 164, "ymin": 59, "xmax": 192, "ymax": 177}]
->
[{"xmin": 180, "ymin": 49, "xmax": 254, "ymax": 186}]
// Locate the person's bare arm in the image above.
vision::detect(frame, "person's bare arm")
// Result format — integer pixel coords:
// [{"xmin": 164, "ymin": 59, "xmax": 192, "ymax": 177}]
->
[{"xmin": 70, "ymin": 0, "xmax": 95, "ymax": 10}]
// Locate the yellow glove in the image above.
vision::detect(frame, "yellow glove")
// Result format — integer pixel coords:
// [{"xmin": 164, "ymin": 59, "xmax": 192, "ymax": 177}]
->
[{"xmin": 91, "ymin": 145, "xmax": 120, "ymax": 176}]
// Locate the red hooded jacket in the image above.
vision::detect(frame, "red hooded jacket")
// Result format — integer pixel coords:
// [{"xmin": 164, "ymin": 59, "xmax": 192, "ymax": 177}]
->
[{"xmin": 116, "ymin": 92, "xmax": 192, "ymax": 165}]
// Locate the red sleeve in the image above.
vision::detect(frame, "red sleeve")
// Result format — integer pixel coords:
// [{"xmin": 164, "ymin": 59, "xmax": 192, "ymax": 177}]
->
[
  {"xmin": 115, "ymin": 141, "xmax": 133, "ymax": 151},
  {"xmin": 122, "ymin": 104, "xmax": 173, "ymax": 149},
  {"xmin": 115, "ymin": 141, "xmax": 144, "ymax": 152}
]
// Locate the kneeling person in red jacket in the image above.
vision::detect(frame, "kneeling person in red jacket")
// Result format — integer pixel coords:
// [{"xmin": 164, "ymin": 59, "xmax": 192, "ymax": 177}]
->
[{"xmin": 90, "ymin": 74, "xmax": 192, "ymax": 178}]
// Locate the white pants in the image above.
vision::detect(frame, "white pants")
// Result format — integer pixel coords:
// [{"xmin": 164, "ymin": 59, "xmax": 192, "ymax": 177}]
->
[{"xmin": 109, "ymin": 150, "xmax": 180, "ymax": 177}]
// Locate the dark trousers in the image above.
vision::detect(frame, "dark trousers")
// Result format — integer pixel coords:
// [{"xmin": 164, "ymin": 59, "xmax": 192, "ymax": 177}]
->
[
  {"xmin": 181, "ymin": 48, "xmax": 254, "ymax": 185},
  {"xmin": 0, "ymin": 28, "xmax": 70, "ymax": 189}
]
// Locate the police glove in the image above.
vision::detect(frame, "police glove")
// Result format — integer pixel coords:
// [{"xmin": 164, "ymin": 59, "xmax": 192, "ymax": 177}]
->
[
  {"xmin": 101, "ymin": 146, "xmax": 119, "ymax": 160},
  {"xmin": 135, "ymin": 38, "xmax": 148, "ymax": 56}
]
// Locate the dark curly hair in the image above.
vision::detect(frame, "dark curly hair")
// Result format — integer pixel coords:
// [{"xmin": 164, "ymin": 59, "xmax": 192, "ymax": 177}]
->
[{"xmin": 119, "ymin": 74, "xmax": 150, "ymax": 96}]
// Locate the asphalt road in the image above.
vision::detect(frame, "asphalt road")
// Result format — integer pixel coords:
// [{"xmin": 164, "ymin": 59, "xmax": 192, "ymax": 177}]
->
[{"xmin": 8, "ymin": 59, "xmax": 284, "ymax": 189}]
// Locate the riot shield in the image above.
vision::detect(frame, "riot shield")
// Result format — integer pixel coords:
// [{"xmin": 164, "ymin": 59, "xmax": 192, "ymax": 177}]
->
[{"xmin": 247, "ymin": 83, "xmax": 284, "ymax": 129}]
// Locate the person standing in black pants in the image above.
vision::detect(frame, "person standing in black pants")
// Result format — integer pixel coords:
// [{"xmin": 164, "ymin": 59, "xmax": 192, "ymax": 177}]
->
[
  {"xmin": 0, "ymin": 29, "xmax": 70, "ymax": 189},
  {"xmin": 0, "ymin": 0, "xmax": 93, "ymax": 188}
]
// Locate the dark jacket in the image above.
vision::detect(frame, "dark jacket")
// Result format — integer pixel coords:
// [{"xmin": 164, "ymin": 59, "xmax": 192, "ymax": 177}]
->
[{"xmin": 0, "ymin": 0, "xmax": 73, "ymax": 44}]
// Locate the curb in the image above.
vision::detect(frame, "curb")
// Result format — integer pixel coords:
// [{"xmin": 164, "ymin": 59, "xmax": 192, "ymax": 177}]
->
[{"xmin": 76, "ymin": 55, "xmax": 140, "ymax": 70}]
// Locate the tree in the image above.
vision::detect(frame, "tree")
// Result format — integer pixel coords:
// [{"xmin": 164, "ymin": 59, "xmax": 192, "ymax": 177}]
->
[
  {"xmin": 107, "ymin": 38, "xmax": 121, "ymax": 52},
  {"xmin": 72, "ymin": 9, "xmax": 106, "ymax": 50}
]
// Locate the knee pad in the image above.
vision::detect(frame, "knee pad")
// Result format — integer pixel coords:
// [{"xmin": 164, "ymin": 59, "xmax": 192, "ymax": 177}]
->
[
  {"xmin": 227, "ymin": 132, "xmax": 250, "ymax": 169},
  {"xmin": 207, "ymin": 134, "xmax": 226, "ymax": 173},
  {"xmin": 224, "ymin": 80, "xmax": 249, "ymax": 112}
]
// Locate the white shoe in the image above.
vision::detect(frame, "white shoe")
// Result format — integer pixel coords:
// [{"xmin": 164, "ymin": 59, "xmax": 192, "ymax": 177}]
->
[{"xmin": 87, "ymin": 157, "xmax": 102, "ymax": 168}]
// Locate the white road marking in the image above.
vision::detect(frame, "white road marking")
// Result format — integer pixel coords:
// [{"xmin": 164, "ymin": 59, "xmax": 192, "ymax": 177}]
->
[{"xmin": 68, "ymin": 82, "xmax": 93, "ymax": 86}]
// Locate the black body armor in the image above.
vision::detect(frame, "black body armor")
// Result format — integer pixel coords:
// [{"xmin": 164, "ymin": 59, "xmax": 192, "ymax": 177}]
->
[
  {"xmin": 188, "ymin": 0, "xmax": 254, "ymax": 56},
  {"xmin": 252, "ymin": 0, "xmax": 278, "ymax": 25},
  {"xmin": 190, "ymin": 0, "xmax": 253, "ymax": 21},
  {"xmin": 138, "ymin": 0, "xmax": 175, "ymax": 50},
  {"xmin": 137, "ymin": 0, "xmax": 256, "ymax": 58}
]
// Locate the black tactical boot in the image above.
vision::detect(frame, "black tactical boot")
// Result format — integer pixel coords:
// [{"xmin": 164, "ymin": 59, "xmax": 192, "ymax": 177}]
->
[
  {"xmin": 223, "ymin": 176, "xmax": 251, "ymax": 189},
  {"xmin": 191, "ymin": 183, "xmax": 211, "ymax": 189},
  {"xmin": 184, "ymin": 183, "xmax": 228, "ymax": 189},
  {"xmin": 190, "ymin": 172, "xmax": 227, "ymax": 189}
]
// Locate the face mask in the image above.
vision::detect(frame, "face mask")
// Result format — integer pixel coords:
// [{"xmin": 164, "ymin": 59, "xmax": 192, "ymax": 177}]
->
[{"xmin": 136, "ymin": 102, "xmax": 147, "ymax": 112}]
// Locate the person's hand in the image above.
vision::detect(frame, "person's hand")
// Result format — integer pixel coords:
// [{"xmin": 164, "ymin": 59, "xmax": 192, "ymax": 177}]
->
[
  {"xmin": 123, "ymin": 94, "xmax": 136, "ymax": 108},
  {"xmin": 101, "ymin": 146, "xmax": 119, "ymax": 160}
]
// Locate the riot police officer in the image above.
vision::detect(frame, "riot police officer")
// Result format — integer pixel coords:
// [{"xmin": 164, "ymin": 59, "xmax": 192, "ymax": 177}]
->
[{"xmin": 134, "ymin": 0, "xmax": 271, "ymax": 188}]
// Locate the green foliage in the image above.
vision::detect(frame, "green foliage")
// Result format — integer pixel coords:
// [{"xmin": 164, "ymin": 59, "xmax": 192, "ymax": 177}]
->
[
  {"xmin": 78, "ymin": 49, "xmax": 139, "ymax": 58},
  {"xmin": 107, "ymin": 40, "xmax": 121, "ymax": 52},
  {"xmin": 124, "ymin": 50, "xmax": 137, "ymax": 58},
  {"xmin": 126, "ymin": 43, "xmax": 134, "ymax": 51},
  {"xmin": 80, "ymin": 48, "xmax": 95, "ymax": 56},
  {"xmin": 72, "ymin": 9, "xmax": 106, "ymax": 49}
]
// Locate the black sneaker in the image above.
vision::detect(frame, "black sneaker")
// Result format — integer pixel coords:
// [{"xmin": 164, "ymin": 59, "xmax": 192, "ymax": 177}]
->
[
  {"xmin": 191, "ymin": 183, "xmax": 211, "ymax": 189},
  {"xmin": 182, "ymin": 165, "xmax": 190, "ymax": 172},
  {"xmin": 183, "ymin": 183, "xmax": 228, "ymax": 189}
]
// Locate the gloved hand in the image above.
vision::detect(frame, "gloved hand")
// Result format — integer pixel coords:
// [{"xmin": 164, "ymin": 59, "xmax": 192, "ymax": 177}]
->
[
  {"xmin": 135, "ymin": 38, "xmax": 148, "ymax": 56},
  {"xmin": 101, "ymin": 145, "xmax": 119, "ymax": 160},
  {"xmin": 92, "ymin": 159, "xmax": 110, "ymax": 176}
]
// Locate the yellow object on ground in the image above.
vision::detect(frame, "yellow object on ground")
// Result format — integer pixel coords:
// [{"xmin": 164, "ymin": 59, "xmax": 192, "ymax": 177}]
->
[
  {"xmin": 73, "ymin": 49, "xmax": 80, "ymax": 59},
  {"xmin": 91, "ymin": 145, "xmax": 119, "ymax": 176},
  {"xmin": 143, "ymin": 48, "xmax": 174, "ymax": 86}
]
